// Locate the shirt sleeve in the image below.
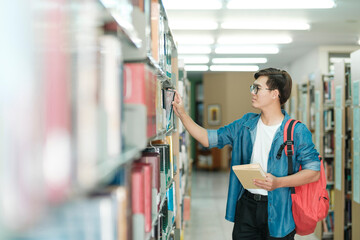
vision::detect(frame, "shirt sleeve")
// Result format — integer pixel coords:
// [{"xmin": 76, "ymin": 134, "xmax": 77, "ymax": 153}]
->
[
  {"xmin": 207, "ymin": 118, "xmax": 242, "ymax": 149},
  {"xmin": 294, "ymin": 123, "xmax": 320, "ymax": 171}
]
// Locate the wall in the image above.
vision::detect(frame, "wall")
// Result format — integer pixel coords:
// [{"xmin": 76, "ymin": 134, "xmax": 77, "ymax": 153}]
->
[
  {"xmin": 287, "ymin": 45, "xmax": 360, "ymax": 85},
  {"xmin": 188, "ymin": 76, "xmax": 203, "ymax": 162}
]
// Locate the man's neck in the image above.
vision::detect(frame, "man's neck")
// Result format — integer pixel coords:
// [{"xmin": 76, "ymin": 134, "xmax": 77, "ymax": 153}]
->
[{"xmin": 260, "ymin": 106, "xmax": 284, "ymax": 126}]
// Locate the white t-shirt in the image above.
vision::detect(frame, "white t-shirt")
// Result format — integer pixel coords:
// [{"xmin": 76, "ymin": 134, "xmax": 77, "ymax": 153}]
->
[{"xmin": 248, "ymin": 117, "xmax": 281, "ymax": 196}]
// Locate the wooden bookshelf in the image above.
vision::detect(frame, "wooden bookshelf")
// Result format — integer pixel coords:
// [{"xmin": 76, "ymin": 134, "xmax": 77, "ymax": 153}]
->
[
  {"xmin": 332, "ymin": 61, "xmax": 352, "ymax": 240},
  {"xmin": 351, "ymin": 49, "xmax": 360, "ymax": 240}
]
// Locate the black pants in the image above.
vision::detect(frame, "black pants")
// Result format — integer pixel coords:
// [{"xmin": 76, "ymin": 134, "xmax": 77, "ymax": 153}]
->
[{"xmin": 232, "ymin": 190, "xmax": 296, "ymax": 240}]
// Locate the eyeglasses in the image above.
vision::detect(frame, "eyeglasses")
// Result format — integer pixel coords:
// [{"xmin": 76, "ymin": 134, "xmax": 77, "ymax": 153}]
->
[{"xmin": 250, "ymin": 84, "xmax": 276, "ymax": 94}]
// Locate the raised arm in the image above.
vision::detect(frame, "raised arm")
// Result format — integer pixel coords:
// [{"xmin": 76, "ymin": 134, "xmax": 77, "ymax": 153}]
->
[{"xmin": 172, "ymin": 91, "xmax": 209, "ymax": 147}]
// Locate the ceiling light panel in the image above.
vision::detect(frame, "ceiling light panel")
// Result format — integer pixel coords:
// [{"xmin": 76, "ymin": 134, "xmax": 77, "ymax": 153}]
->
[
  {"xmin": 174, "ymin": 35, "xmax": 215, "ymax": 45},
  {"xmin": 163, "ymin": 0, "xmax": 222, "ymax": 10},
  {"xmin": 169, "ymin": 21, "xmax": 218, "ymax": 30},
  {"xmin": 178, "ymin": 46, "xmax": 212, "ymax": 54},
  {"xmin": 221, "ymin": 21, "xmax": 310, "ymax": 30},
  {"xmin": 215, "ymin": 46, "xmax": 279, "ymax": 54},
  {"xmin": 184, "ymin": 65, "xmax": 209, "ymax": 71},
  {"xmin": 181, "ymin": 56, "xmax": 210, "ymax": 64},
  {"xmin": 210, "ymin": 65, "xmax": 260, "ymax": 72},
  {"xmin": 217, "ymin": 36, "xmax": 292, "ymax": 44},
  {"xmin": 227, "ymin": 0, "xmax": 335, "ymax": 9},
  {"xmin": 212, "ymin": 58, "xmax": 267, "ymax": 64}
]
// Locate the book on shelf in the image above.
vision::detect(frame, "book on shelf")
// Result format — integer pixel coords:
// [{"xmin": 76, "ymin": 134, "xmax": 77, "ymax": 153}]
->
[
  {"xmin": 140, "ymin": 151, "xmax": 161, "ymax": 215},
  {"xmin": 163, "ymin": 88, "xmax": 176, "ymax": 131},
  {"xmin": 232, "ymin": 163, "xmax": 266, "ymax": 189},
  {"xmin": 143, "ymin": 143, "xmax": 171, "ymax": 196},
  {"xmin": 123, "ymin": 63, "xmax": 156, "ymax": 139},
  {"xmin": 131, "ymin": 166, "xmax": 145, "ymax": 240},
  {"xmin": 99, "ymin": 35, "xmax": 122, "ymax": 159},
  {"xmin": 324, "ymin": 161, "xmax": 334, "ymax": 182},
  {"xmin": 133, "ymin": 162, "xmax": 153, "ymax": 233},
  {"xmin": 151, "ymin": 0, "xmax": 160, "ymax": 62},
  {"xmin": 73, "ymin": 11, "xmax": 102, "ymax": 189}
]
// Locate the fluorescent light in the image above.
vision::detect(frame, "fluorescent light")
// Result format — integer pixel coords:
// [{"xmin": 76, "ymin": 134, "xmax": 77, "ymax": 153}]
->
[
  {"xmin": 184, "ymin": 65, "xmax": 209, "ymax": 71},
  {"xmin": 227, "ymin": 0, "xmax": 335, "ymax": 9},
  {"xmin": 178, "ymin": 46, "xmax": 212, "ymax": 54},
  {"xmin": 210, "ymin": 65, "xmax": 259, "ymax": 72},
  {"xmin": 212, "ymin": 58, "xmax": 267, "ymax": 64},
  {"xmin": 175, "ymin": 35, "xmax": 215, "ymax": 45},
  {"xmin": 217, "ymin": 36, "xmax": 292, "ymax": 44},
  {"xmin": 330, "ymin": 57, "xmax": 351, "ymax": 64},
  {"xmin": 163, "ymin": 0, "xmax": 222, "ymax": 10},
  {"xmin": 221, "ymin": 21, "xmax": 310, "ymax": 30},
  {"xmin": 215, "ymin": 46, "xmax": 279, "ymax": 54},
  {"xmin": 169, "ymin": 21, "xmax": 218, "ymax": 30},
  {"xmin": 181, "ymin": 56, "xmax": 210, "ymax": 64}
]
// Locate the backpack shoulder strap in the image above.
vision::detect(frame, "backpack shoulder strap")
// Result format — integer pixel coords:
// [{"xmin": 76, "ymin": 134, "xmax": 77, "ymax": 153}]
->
[
  {"xmin": 284, "ymin": 119, "xmax": 300, "ymax": 159},
  {"xmin": 284, "ymin": 119, "xmax": 300, "ymax": 194}
]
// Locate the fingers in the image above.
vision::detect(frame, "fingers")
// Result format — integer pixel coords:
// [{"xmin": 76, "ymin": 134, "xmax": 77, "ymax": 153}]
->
[
  {"xmin": 253, "ymin": 177, "xmax": 273, "ymax": 191},
  {"xmin": 174, "ymin": 90, "xmax": 182, "ymax": 103}
]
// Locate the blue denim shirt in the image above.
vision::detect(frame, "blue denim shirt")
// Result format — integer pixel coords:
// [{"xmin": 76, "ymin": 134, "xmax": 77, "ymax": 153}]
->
[{"xmin": 207, "ymin": 110, "xmax": 320, "ymax": 238}]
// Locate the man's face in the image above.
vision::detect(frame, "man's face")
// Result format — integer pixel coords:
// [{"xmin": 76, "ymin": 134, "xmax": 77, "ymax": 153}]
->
[{"xmin": 250, "ymin": 76, "xmax": 278, "ymax": 110}]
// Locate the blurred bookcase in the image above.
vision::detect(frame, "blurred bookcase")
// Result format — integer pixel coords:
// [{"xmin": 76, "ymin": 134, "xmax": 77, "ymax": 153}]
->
[{"xmin": 0, "ymin": 0, "xmax": 192, "ymax": 240}]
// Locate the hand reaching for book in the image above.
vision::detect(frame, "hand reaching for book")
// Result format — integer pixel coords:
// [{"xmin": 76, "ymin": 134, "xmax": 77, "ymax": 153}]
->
[{"xmin": 172, "ymin": 90, "xmax": 186, "ymax": 118}]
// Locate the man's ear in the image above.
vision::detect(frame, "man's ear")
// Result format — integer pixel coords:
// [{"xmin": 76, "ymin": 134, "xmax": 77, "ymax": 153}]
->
[{"xmin": 273, "ymin": 89, "xmax": 280, "ymax": 100}]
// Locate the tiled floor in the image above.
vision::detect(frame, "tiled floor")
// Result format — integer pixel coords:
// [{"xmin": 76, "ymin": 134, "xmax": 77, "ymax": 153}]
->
[{"xmin": 184, "ymin": 169, "xmax": 319, "ymax": 240}]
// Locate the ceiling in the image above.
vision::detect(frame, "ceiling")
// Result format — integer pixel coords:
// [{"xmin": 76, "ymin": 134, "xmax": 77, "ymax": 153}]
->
[{"xmin": 163, "ymin": 0, "xmax": 360, "ymax": 75}]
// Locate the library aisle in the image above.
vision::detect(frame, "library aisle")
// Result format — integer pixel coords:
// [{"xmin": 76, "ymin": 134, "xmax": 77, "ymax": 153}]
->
[{"xmin": 184, "ymin": 170, "xmax": 319, "ymax": 240}]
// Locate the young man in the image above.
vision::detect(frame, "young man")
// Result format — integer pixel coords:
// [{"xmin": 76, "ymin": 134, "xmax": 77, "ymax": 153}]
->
[{"xmin": 172, "ymin": 68, "xmax": 320, "ymax": 239}]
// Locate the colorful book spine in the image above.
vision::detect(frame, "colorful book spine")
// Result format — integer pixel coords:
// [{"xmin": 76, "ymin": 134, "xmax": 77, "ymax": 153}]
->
[
  {"xmin": 133, "ymin": 162, "xmax": 153, "ymax": 233},
  {"xmin": 131, "ymin": 167, "xmax": 145, "ymax": 240}
]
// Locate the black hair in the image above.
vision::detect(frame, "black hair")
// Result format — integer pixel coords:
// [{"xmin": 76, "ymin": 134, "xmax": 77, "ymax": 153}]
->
[{"xmin": 254, "ymin": 68, "xmax": 292, "ymax": 105}]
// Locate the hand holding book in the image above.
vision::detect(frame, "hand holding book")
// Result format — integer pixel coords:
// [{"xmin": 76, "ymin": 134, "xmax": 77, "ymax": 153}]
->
[{"xmin": 232, "ymin": 163, "xmax": 266, "ymax": 189}]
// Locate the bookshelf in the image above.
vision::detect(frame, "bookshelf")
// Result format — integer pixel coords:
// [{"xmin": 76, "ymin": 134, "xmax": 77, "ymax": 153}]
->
[
  {"xmin": 316, "ymin": 73, "xmax": 335, "ymax": 239},
  {"xmin": 297, "ymin": 80, "xmax": 315, "ymax": 132},
  {"xmin": 0, "ymin": 1, "xmax": 191, "ymax": 240},
  {"xmin": 350, "ymin": 49, "xmax": 360, "ymax": 240},
  {"xmin": 332, "ymin": 61, "xmax": 350, "ymax": 240}
]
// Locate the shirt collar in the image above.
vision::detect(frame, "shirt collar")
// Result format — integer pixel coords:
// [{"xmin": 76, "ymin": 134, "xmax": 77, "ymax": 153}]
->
[{"xmin": 243, "ymin": 109, "xmax": 291, "ymax": 131}]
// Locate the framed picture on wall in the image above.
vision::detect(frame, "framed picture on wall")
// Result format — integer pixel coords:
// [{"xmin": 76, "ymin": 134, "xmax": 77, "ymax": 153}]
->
[{"xmin": 208, "ymin": 104, "xmax": 221, "ymax": 125}]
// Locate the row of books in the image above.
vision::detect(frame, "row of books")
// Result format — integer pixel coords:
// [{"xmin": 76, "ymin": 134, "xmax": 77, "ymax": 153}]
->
[
  {"xmin": 324, "ymin": 161, "xmax": 334, "ymax": 182},
  {"xmin": 10, "ymin": 187, "xmax": 127, "ymax": 240},
  {"xmin": 345, "ymin": 69, "xmax": 352, "ymax": 101},
  {"xmin": 323, "ymin": 76, "xmax": 335, "ymax": 101},
  {"xmin": 176, "ymin": 68, "xmax": 192, "ymax": 230},
  {"xmin": 132, "ymin": 146, "xmax": 176, "ymax": 240},
  {"xmin": 345, "ymin": 198, "xmax": 352, "ymax": 228},
  {"xmin": 322, "ymin": 211, "xmax": 335, "ymax": 233},
  {"xmin": 323, "ymin": 109, "xmax": 334, "ymax": 131},
  {"xmin": 327, "ymin": 188, "xmax": 335, "ymax": 211},
  {"xmin": 323, "ymin": 133, "xmax": 335, "ymax": 154},
  {"xmin": 0, "ymin": 0, "xmax": 180, "ymax": 234},
  {"xmin": 9, "ymin": 138, "xmax": 179, "ymax": 240},
  {"xmin": 151, "ymin": 0, "xmax": 174, "ymax": 80},
  {"xmin": 123, "ymin": 62, "xmax": 176, "ymax": 151}
]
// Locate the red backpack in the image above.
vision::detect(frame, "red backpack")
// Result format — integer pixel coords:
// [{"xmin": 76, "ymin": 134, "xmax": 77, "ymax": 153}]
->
[{"xmin": 276, "ymin": 119, "xmax": 330, "ymax": 235}]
